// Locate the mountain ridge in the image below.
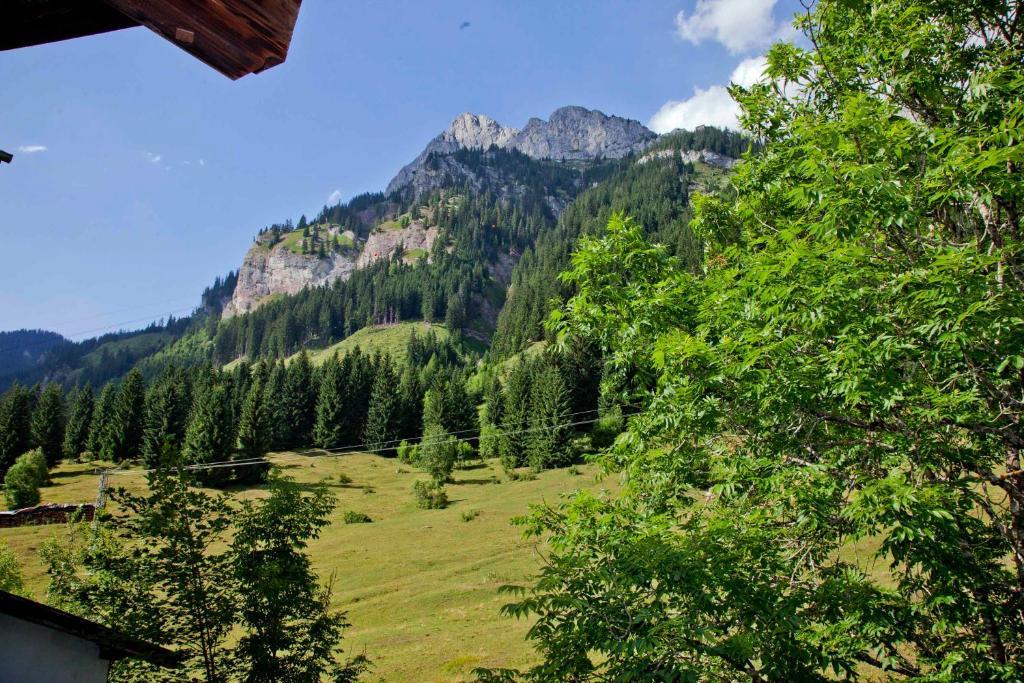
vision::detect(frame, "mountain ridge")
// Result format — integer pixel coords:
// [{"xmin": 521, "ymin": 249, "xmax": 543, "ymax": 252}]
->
[{"xmin": 386, "ymin": 105, "xmax": 657, "ymax": 197}]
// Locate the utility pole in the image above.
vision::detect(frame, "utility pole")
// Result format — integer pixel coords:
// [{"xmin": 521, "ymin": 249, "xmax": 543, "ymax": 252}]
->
[{"xmin": 93, "ymin": 470, "xmax": 109, "ymax": 530}]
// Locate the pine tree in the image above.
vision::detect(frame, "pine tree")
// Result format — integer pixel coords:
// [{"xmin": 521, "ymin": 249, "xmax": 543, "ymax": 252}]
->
[
  {"xmin": 0, "ymin": 384, "xmax": 36, "ymax": 479},
  {"xmin": 263, "ymin": 361, "xmax": 289, "ymax": 450},
  {"xmin": 363, "ymin": 356, "xmax": 400, "ymax": 454},
  {"xmin": 499, "ymin": 359, "xmax": 532, "ymax": 470},
  {"xmin": 527, "ymin": 364, "xmax": 572, "ymax": 470},
  {"xmin": 142, "ymin": 372, "xmax": 191, "ymax": 470},
  {"xmin": 480, "ymin": 376, "xmax": 503, "ymax": 460},
  {"xmin": 102, "ymin": 369, "xmax": 145, "ymax": 462},
  {"xmin": 62, "ymin": 385, "xmax": 94, "ymax": 461},
  {"xmin": 284, "ymin": 351, "xmax": 316, "ymax": 447},
  {"xmin": 238, "ymin": 363, "xmax": 271, "ymax": 460},
  {"xmin": 183, "ymin": 371, "xmax": 235, "ymax": 483},
  {"xmin": 87, "ymin": 382, "xmax": 117, "ymax": 457},
  {"xmin": 313, "ymin": 354, "xmax": 347, "ymax": 449},
  {"xmin": 397, "ymin": 365, "xmax": 423, "ymax": 442},
  {"xmin": 30, "ymin": 383, "xmax": 65, "ymax": 466}
]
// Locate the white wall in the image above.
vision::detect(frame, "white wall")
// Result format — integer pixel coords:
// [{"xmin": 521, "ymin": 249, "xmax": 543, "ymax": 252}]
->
[{"xmin": 0, "ymin": 612, "xmax": 111, "ymax": 683}]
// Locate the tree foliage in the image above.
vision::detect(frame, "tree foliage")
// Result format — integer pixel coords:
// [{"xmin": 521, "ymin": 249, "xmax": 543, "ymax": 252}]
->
[{"xmin": 493, "ymin": 0, "xmax": 1024, "ymax": 680}]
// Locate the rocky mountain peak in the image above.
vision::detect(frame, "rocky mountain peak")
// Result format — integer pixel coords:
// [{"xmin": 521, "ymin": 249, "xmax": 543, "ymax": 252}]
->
[
  {"xmin": 512, "ymin": 106, "xmax": 657, "ymax": 160},
  {"xmin": 387, "ymin": 105, "xmax": 657, "ymax": 197},
  {"xmin": 443, "ymin": 112, "xmax": 518, "ymax": 149}
]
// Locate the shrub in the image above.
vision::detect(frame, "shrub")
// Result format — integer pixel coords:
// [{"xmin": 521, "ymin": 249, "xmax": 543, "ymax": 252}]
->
[
  {"xmin": 0, "ymin": 541, "xmax": 25, "ymax": 595},
  {"xmin": 20, "ymin": 449, "xmax": 49, "ymax": 487},
  {"xmin": 460, "ymin": 509, "xmax": 480, "ymax": 522},
  {"xmin": 336, "ymin": 472, "xmax": 353, "ymax": 485},
  {"xmin": 343, "ymin": 510, "xmax": 372, "ymax": 524},
  {"xmin": 4, "ymin": 458, "xmax": 41, "ymax": 510},
  {"xmin": 397, "ymin": 440, "xmax": 420, "ymax": 465},
  {"xmin": 421, "ymin": 427, "xmax": 457, "ymax": 484},
  {"xmin": 567, "ymin": 465, "xmax": 581, "ymax": 476},
  {"xmin": 412, "ymin": 480, "xmax": 448, "ymax": 509}
]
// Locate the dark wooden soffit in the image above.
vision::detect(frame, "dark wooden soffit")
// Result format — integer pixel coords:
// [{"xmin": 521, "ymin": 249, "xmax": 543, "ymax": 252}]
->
[
  {"xmin": 0, "ymin": 0, "xmax": 303, "ymax": 80},
  {"xmin": 0, "ymin": 0, "xmax": 140, "ymax": 51}
]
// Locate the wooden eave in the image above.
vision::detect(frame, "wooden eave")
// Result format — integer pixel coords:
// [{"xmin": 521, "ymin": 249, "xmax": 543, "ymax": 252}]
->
[{"xmin": 0, "ymin": 0, "xmax": 303, "ymax": 80}]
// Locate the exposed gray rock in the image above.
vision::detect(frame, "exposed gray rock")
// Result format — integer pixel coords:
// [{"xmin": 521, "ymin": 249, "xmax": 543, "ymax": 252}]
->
[
  {"xmin": 357, "ymin": 221, "xmax": 439, "ymax": 269},
  {"xmin": 509, "ymin": 106, "xmax": 656, "ymax": 160},
  {"xmin": 223, "ymin": 242, "xmax": 358, "ymax": 318},
  {"xmin": 638, "ymin": 147, "xmax": 739, "ymax": 170},
  {"xmin": 387, "ymin": 106, "xmax": 657, "ymax": 198}
]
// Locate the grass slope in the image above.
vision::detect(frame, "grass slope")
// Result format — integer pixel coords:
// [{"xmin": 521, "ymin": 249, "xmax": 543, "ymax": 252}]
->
[
  {"xmin": 293, "ymin": 322, "xmax": 452, "ymax": 366},
  {"xmin": 1, "ymin": 453, "xmax": 614, "ymax": 681}
]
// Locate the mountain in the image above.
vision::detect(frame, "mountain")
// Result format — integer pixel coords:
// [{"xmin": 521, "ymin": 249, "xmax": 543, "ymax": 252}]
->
[
  {"xmin": 386, "ymin": 106, "xmax": 656, "ymax": 198},
  {"xmin": 0, "ymin": 114, "xmax": 748, "ymax": 390},
  {"xmin": 0, "ymin": 330, "xmax": 68, "ymax": 383},
  {"xmin": 224, "ymin": 106, "xmax": 655, "ymax": 318}
]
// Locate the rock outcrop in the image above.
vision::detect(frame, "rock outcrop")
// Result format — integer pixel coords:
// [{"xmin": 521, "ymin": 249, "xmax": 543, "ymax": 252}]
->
[
  {"xmin": 223, "ymin": 242, "xmax": 358, "ymax": 318},
  {"xmin": 357, "ymin": 221, "xmax": 439, "ymax": 269},
  {"xmin": 637, "ymin": 147, "xmax": 739, "ymax": 170},
  {"xmin": 387, "ymin": 106, "xmax": 657, "ymax": 197}
]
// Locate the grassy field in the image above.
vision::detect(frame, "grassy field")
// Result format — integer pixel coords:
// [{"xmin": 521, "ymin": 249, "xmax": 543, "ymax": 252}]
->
[
  {"xmin": 2, "ymin": 452, "xmax": 614, "ymax": 681},
  {"xmin": 291, "ymin": 322, "xmax": 452, "ymax": 366}
]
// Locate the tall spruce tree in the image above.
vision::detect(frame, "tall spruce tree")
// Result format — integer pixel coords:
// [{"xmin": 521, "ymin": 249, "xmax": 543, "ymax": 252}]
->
[
  {"xmin": 87, "ymin": 382, "xmax": 116, "ymax": 457},
  {"xmin": 363, "ymin": 356, "xmax": 400, "ymax": 454},
  {"xmin": 141, "ymin": 371, "xmax": 191, "ymax": 470},
  {"xmin": 397, "ymin": 365, "xmax": 424, "ymax": 442},
  {"xmin": 0, "ymin": 384, "xmax": 36, "ymax": 478},
  {"xmin": 284, "ymin": 350, "xmax": 316, "ymax": 448},
  {"xmin": 313, "ymin": 354, "xmax": 347, "ymax": 449},
  {"xmin": 62, "ymin": 385, "xmax": 94, "ymax": 461},
  {"xmin": 263, "ymin": 361, "xmax": 289, "ymax": 451},
  {"xmin": 499, "ymin": 359, "xmax": 532, "ymax": 470},
  {"xmin": 238, "ymin": 363, "xmax": 271, "ymax": 460},
  {"xmin": 183, "ymin": 371, "xmax": 235, "ymax": 476},
  {"xmin": 527, "ymin": 363, "xmax": 572, "ymax": 470},
  {"xmin": 102, "ymin": 369, "xmax": 145, "ymax": 463},
  {"xmin": 30, "ymin": 383, "xmax": 66, "ymax": 466}
]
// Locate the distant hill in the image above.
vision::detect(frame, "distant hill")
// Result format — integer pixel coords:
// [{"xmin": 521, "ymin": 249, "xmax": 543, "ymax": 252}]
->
[{"xmin": 0, "ymin": 329, "xmax": 68, "ymax": 383}]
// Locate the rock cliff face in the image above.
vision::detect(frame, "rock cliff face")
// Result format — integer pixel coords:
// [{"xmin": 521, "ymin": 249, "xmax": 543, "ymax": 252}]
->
[
  {"xmin": 386, "ymin": 106, "xmax": 657, "ymax": 197},
  {"xmin": 224, "ymin": 222, "xmax": 441, "ymax": 317},
  {"xmin": 511, "ymin": 106, "xmax": 656, "ymax": 160},
  {"xmin": 637, "ymin": 147, "xmax": 739, "ymax": 170},
  {"xmin": 357, "ymin": 221, "xmax": 439, "ymax": 268},
  {"xmin": 223, "ymin": 243, "xmax": 358, "ymax": 318}
]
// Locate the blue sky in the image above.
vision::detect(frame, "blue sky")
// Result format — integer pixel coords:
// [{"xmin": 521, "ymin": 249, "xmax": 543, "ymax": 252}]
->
[{"xmin": 0, "ymin": 0, "xmax": 800, "ymax": 338}]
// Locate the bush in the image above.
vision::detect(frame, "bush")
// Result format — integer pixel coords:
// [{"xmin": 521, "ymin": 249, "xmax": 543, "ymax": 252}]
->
[
  {"xmin": 0, "ymin": 541, "xmax": 25, "ymax": 595},
  {"xmin": 460, "ymin": 509, "xmax": 480, "ymax": 522},
  {"xmin": 412, "ymin": 480, "xmax": 448, "ymax": 509},
  {"xmin": 590, "ymin": 413, "xmax": 624, "ymax": 450},
  {"xmin": 397, "ymin": 440, "xmax": 420, "ymax": 465},
  {"xmin": 343, "ymin": 510, "xmax": 372, "ymax": 524},
  {"xmin": 336, "ymin": 472, "xmax": 353, "ymax": 485},
  {"xmin": 4, "ymin": 458, "xmax": 41, "ymax": 510},
  {"xmin": 421, "ymin": 427, "xmax": 457, "ymax": 484},
  {"xmin": 20, "ymin": 449, "xmax": 49, "ymax": 487}
]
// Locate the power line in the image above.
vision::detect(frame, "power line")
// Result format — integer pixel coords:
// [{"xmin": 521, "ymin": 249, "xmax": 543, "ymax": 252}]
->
[
  {"xmin": 104, "ymin": 405, "xmax": 640, "ymax": 477},
  {"xmin": 0, "ymin": 304, "xmax": 201, "ymax": 355}
]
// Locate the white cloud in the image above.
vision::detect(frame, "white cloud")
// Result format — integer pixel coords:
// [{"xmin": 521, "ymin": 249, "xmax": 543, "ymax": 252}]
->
[
  {"xmin": 648, "ymin": 55, "xmax": 768, "ymax": 133},
  {"xmin": 17, "ymin": 145, "xmax": 47, "ymax": 154},
  {"xmin": 327, "ymin": 188, "xmax": 343, "ymax": 204},
  {"xmin": 675, "ymin": 0, "xmax": 781, "ymax": 54},
  {"xmin": 730, "ymin": 54, "xmax": 768, "ymax": 87},
  {"xmin": 649, "ymin": 86, "xmax": 739, "ymax": 133},
  {"xmin": 198, "ymin": 158, "xmax": 205, "ymax": 167},
  {"xmin": 144, "ymin": 151, "xmax": 162, "ymax": 164}
]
